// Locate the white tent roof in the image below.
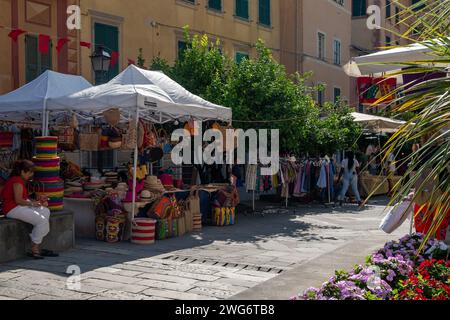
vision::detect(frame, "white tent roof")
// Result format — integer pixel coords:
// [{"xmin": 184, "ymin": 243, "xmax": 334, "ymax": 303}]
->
[
  {"xmin": 48, "ymin": 65, "xmax": 232, "ymax": 122},
  {"xmin": 345, "ymin": 41, "xmax": 449, "ymax": 76},
  {"xmin": 351, "ymin": 112, "xmax": 406, "ymax": 133},
  {"xmin": 0, "ymin": 70, "xmax": 92, "ymax": 113}
]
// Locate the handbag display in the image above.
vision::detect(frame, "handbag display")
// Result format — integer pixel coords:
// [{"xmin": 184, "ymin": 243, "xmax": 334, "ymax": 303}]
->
[
  {"xmin": 55, "ymin": 126, "xmax": 77, "ymax": 151},
  {"xmin": 379, "ymin": 200, "xmax": 412, "ymax": 234},
  {"xmin": 79, "ymin": 129, "xmax": 99, "ymax": 151},
  {"xmin": 122, "ymin": 119, "xmax": 138, "ymax": 150}
]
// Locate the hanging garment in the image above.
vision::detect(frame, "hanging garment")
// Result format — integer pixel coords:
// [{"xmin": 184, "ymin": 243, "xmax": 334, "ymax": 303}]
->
[
  {"xmin": 317, "ymin": 163, "xmax": 327, "ymax": 189},
  {"xmin": 293, "ymin": 166, "xmax": 303, "ymax": 197},
  {"xmin": 272, "ymin": 173, "xmax": 279, "ymax": 189}
]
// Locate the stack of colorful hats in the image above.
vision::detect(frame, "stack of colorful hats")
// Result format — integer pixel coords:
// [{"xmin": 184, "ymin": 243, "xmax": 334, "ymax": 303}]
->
[
  {"xmin": 33, "ymin": 137, "xmax": 64, "ymax": 211},
  {"xmin": 104, "ymin": 172, "xmax": 119, "ymax": 185}
]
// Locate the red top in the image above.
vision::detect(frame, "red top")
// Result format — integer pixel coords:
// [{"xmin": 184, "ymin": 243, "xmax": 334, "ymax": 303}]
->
[{"xmin": 1, "ymin": 176, "xmax": 28, "ymax": 215}]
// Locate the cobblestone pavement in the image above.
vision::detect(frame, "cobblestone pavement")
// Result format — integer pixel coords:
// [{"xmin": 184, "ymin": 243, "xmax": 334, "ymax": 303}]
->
[{"xmin": 0, "ymin": 198, "xmax": 409, "ymax": 300}]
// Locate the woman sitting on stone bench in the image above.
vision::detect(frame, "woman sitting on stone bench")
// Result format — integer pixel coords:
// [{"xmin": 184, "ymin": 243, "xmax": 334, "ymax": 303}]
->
[{"xmin": 1, "ymin": 160, "xmax": 59, "ymax": 259}]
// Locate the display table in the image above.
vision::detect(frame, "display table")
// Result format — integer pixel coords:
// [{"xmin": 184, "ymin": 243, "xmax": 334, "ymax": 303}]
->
[{"xmin": 359, "ymin": 174, "xmax": 402, "ymax": 197}]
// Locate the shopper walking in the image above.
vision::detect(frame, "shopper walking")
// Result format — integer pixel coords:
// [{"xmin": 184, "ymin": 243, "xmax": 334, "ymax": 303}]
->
[
  {"xmin": 337, "ymin": 151, "xmax": 362, "ymax": 206},
  {"xmin": 1, "ymin": 160, "xmax": 58, "ymax": 259}
]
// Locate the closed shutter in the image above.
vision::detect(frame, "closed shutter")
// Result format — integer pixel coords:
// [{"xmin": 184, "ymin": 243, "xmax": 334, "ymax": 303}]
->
[
  {"xmin": 236, "ymin": 0, "xmax": 249, "ymax": 19},
  {"xmin": 25, "ymin": 35, "xmax": 39, "ymax": 83},
  {"xmin": 259, "ymin": 0, "xmax": 271, "ymax": 26},
  {"xmin": 208, "ymin": 0, "xmax": 221, "ymax": 11},
  {"xmin": 40, "ymin": 40, "xmax": 52, "ymax": 73}
]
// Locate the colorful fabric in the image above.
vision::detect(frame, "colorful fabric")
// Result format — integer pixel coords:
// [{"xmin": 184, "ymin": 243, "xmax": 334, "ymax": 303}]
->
[
  {"xmin": 414, "ymin": 204, "xmax": 450, "ymax": 241},
  {"xmin": 212, "ymin": 207, "xmax": 235, "ymax": 226},
  {"xmin": 35, "ymin": 136, "xmax": 58, "ymax": 158}
]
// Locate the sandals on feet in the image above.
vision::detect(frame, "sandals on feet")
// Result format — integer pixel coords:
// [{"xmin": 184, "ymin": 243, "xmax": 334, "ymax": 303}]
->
[
  {"xmin": 41, "ymin": 249, "xmax": 59, "ymax": 257},
  {"xmin": 27, "ymin": 251, "xmax": 44, "ymax": 260}
]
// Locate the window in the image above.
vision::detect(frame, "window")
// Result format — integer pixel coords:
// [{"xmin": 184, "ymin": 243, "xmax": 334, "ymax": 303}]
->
[
  {"xmin": 258, "ymin": 0, "xmax": 271, "ymax": 26},
  {"xmin": 395, "ymin": 7, "xmax": 400, "ymax": 24},
  {"xmin": 178, "ymin": 40, "xmax": 188, "ymax": 58},
  {"xmin": 318, "ymin": 87, "xmax": 325, "ymax": 106},
  {"xmin": 235, "ymin": 0, "xmax": 249, "ymax": 19},
  {"xmin": 385, "ymin": 36, "xmax": 391, "ymax": 46},
  {"xmin": 333, "ymin": 39, "xmax": 341, "ymax": 65},
  {"xmin": 352, "ymin": 0, "xmax": 366, "ymax": 17},
  {"xmin": 334, "ymin": 87, "xmax": 341, "ymax": 103},
  {"xmin": 183, "ymin": 0, "xmax": 195, "ymax": 3},
  {"xmin": 386, "ymin": 0, "xmax": 391, "ymax": 18},
  {"xmin": 411, "ymin": 0, "xmax": 425, "ymax": 11},
  {"xmin": 94, "ymin": 23, "xmax": 119, "ymax": 84},
  {"xmin": 25, "ymin": 35, "xmax": 52, "ymax": 83},
  {"xmin": 208, "ymin": 0, "xmax": 222, "ymax": 11},
  {"xmin": 318, "ymin": 32, "xmax": 326, "ymax": 60},
  {"xmin": 235, "ymin": 52, "xmax": 249, "ymax": 64}
]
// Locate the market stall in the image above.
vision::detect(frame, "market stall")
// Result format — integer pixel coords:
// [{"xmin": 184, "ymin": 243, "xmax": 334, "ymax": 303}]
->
[{"xmin": 46, "ymin": 65, "xmax": 237, "ymax": 242}]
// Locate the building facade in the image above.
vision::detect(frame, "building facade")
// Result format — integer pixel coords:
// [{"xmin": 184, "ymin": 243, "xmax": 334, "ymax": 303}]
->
[
  {"xmin": 350, "ymin": 0, "xmax": 412, "ymax": 110},
  {"xmin": 280, "ymin": 0, "xmax": 352, "ymax": 105},
  {"xmin": 0, "ymin": 0, "xmax": 281, "ymax": 93}
]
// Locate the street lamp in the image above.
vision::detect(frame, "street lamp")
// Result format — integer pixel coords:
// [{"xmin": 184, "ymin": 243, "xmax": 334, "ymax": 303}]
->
[{"xmin": 90, "ymin": 45, "xmax": 111, "ymax": 84}]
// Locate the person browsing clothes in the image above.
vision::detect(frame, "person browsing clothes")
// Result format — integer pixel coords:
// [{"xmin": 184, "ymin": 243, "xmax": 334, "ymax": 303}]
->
[
  {"xmin": 337, "ymin": 151, "xmax": 363, "ymax": 207},
  {"xmin": 1, "ymin": 160, "xmax": 59, "ymax": 259}
]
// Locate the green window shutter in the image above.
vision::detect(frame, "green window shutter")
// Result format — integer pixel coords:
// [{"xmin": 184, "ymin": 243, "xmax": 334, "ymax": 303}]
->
[
  {"xmin": 236, "ymin": 0, "xmax": 249, "ymax": 19},
  {"xmin": 40, "ymin": 40, "xmax": 52, "ymax": 73},
  {"xmin": 94, "ymin": 23, "xmax": 120, "ymax": 83},
  {"xmin": 352, "ymin": 0, "xmax": 366, "ymax": 17},
  {"xmin": 25, "ymin": 35, "xmax": 39, "ymax": 83},
  {"xmin": 259, "ymin": 0, "xmax": 271, "ymax": 26},
  {"xmin": 236, "ymin": 52, "xmax": 249, "ymax": 64},
  {"xmin": 208, "ymin": 0, "xmax": 221, "ymax": 11},
  {"xmin": 178, "ymin": 41, "xmax": 188, "ymax": 58}
]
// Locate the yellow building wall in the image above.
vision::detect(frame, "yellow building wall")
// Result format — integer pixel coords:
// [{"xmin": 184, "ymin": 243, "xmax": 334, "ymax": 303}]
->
[
  {"xmin": 0, "ymin": 0, "xmax": 12, "ymax": 94},
  {"xmin": 79, "ymin": 0, "xmax": 280, "ymax": 83}
]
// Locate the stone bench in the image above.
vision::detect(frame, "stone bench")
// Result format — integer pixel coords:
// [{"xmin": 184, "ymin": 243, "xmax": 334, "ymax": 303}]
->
[{"xmin": 0, "ymin": 210, "xmax": 75, "ymax": 263}]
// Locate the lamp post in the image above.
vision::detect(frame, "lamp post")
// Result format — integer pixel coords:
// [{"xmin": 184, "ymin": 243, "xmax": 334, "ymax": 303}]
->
[{"xmin": 90, "ymin": 45, "xmax": 111, "ymax": 85}]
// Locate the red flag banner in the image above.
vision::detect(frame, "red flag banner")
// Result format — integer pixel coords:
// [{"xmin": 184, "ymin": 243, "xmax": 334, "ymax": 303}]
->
[
  {"xmin": 357, "ymin": 77, "xmax": 397, "ymax": 105},
  {"xmin": 80, "ymin": 41, "xmax": 91, "ymax": 49},
  {"xmin": 56, "ymin": 38, "xmax": 70, "ymax": 53},
  {"xmin": 8, "ymin": 29, "xmax": 26, "ymax": 42},
  {"xmin": 111, "ymin": 51, "xmax": 119, "ymax": 67},
  {"xmin": 38, "ymin": 34, "xmax": 51, "ymax": 54},
  {"xmin": 127, "ymin": 58, "xmax": 135, "ymax": 65}
]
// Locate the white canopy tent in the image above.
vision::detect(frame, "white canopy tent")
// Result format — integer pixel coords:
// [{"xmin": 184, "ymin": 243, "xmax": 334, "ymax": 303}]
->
[
  {"xmin": 351, "ymin": 112, "xmax": 406, "ymax": 134},
  {"xmin": 48, "ymin": 64, "xmax": 232, "ymax": 123},
  {"xmin": 0, "ymin": 70, "xmax": 92, "ymax": 134},
  {"xmin": 48, "ymin": 64, "xmax": 233, "ymax": 223},
  {"xmin": 344, "ymin": 41, "xmax": 449, "ymax": 76}
]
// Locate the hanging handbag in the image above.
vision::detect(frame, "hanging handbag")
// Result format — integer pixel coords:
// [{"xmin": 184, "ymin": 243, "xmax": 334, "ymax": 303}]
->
[
  {"xmin": 184, "ymin": 118, "xmax": 200, "ymax": 136},
  {"xmin": 379, "ymin": 200, "xmax": 412, "ymax": 234},
  {"xmin": 142, "ymin": 120, "xmax": 158, "ymax": 149},
  {"xmin": 122, "ymin": 119, "xmax": 138, "ymax": 150},
  {"xmin": 103, "ymin": 108, "xmax": 121, "ymax": 126},
  {"xmin": 79, "ymin": 128, "xmax": 100, "ymax": 151}
]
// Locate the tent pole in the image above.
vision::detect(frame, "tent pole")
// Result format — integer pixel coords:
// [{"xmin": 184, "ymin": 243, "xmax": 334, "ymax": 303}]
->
[
  {"xmin": 42, "ymin": 99, "xmax": 47, "ymax": 136},
  {"xmin": 131, "ymin": 105, "xmax": 140, "ymax": 237}
]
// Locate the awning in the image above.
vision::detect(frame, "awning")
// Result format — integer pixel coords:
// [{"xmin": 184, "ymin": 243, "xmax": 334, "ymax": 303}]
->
[{"xmin": 351, "ymin": 112, "xmax": 406, "ymax": 133}]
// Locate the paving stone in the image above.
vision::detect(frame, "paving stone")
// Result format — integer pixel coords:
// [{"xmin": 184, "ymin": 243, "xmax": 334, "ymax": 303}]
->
[
  {"xmin": 188, "ymin": 286, "xmax": 235, "ymax": 299},
  {"xmin": 215, "ymin": 271, "xmax": 270, "ymax": 283},
  {"xmin": 94, "ymin": 290, "xmax": 153, "ymax": 300},
  {"xmin": 141, "ymin": 288, "xmax": 217, "ymax": 300},
  {"xmin": 215, "ymin": 277, "xmax": 260, "ymax": 289},
  {"xmin": 0, "ymin": 286, "xmax": 34, "ymax": 299},
  {"xmin": 0, "ymin": 272, "xmax": 21, "ymax": 281},
  {"xmin": 135, "ymin": 273, "xmax": 198, "ymax": 285},
  {"xmin": 81, "ymin": 278, "xmax": 148, "ymax": 294},
  {"xmin": 138, "ymin": 279, "xmax": 194, "ymax": 292},
  {"xmin": 82, "ymin": 271, "xmax": 142, "ymax": 284},
  {"xmin": 0, "ymin": 295, "xmax": 18, "ymax": 300},
  {"xmin": 116, "ymin": 265, "xmax": 221, "ymax": 282},
  {"xmin": 191, "ymin": 280, "xmax": 248, "ymax": 293},
  {"xmin": 236, "ymin": 269, "xmax": 277, "ymax": 279}
]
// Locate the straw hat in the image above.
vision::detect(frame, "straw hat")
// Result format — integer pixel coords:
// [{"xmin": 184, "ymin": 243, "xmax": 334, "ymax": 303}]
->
[
  {"xmin": 140, "ymin": 190, "xmax": 160, "ymax": 202},
  {"xmin": 144, "ymin": 176, "xmax": 165, "ymax": 193},
  {"xmin": 103, "ymin": 108, "xmax": 121, "ymax": 126}
]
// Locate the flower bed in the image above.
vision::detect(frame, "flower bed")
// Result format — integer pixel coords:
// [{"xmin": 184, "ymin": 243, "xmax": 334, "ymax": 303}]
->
[{"xmin": 292, "ymin": 233, "xmax": 449, "ymax": 300}]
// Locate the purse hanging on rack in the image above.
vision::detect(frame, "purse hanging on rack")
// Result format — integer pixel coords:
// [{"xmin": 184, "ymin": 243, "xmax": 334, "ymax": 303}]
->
[
  {"xmin": 79, "ymin": 126, "xmax": 100, "ymax": 151},
  {"xmin": 122, "ymin": 117, "xmax": 138, "ymax": 150}
]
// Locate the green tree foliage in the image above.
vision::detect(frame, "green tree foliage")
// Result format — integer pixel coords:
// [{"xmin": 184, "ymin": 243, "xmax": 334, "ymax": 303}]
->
[{"xmin": 146, "ymin": 27, "xmax": 361, "ymax": 155}]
